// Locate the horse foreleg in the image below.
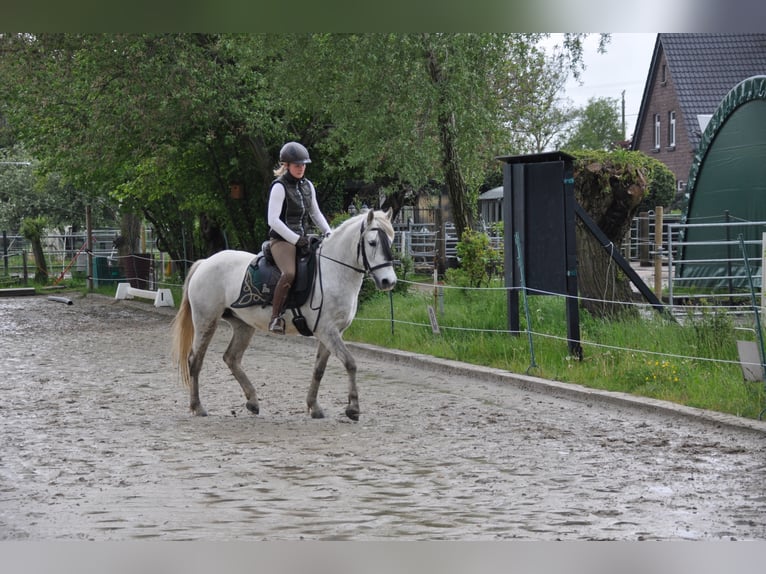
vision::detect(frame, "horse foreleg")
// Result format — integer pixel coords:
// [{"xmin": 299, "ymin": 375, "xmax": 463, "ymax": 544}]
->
[
  {"xmin": 315, "ymin": 333, "xmax": 359, "ymax": 421},
  {"xmin": 342, "ymin": 347, "xmax": 360, "ymax": 421},
  {"xmin": 307, "ymin": 341, "xmax": 331, "ymax": 419},
  {"xmin": 223, "ymin": 317, "xmax": 259, "ymax": 415}
]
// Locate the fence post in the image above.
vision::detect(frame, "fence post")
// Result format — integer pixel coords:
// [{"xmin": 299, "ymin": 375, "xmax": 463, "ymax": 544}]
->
[
  {"xmin": 2, "ymin": 231, "xmax": 7, "ymax": 276},
  {"xmin": 654, "ymin": 206, "xmax": 663, "ymax": 297},
  {"xmin": 22, "ymin": 251, "xmax": 28, "ymax": 286},
  {"xmin": 725, "ymin": 210, "xmax": 732, "ymax": 305},
  {"xmin": 639, "ymin": 211, "xmax": 650, "ymax": 266},
  {"xmin": 86, "ymin": 205, "xmax": 93, "ymax": 292},
  {"xmin": 667, "ymin": 223, "xmax": 675, "ymax": 306},
  {"xmin": 762, "ymin": 231, "xmax": 766, "ymax": 321}
]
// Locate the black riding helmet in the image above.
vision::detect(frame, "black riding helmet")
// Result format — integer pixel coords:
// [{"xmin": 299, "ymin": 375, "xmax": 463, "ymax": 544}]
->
[{"xmin": 279, "ymin": 141, "xmax": 312, "ymax": 164}]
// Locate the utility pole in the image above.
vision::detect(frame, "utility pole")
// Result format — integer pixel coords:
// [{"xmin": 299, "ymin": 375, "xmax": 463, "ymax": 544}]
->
[{"xmin": 621, "ymin": 90, "xmax": 626, "ymax": 140}]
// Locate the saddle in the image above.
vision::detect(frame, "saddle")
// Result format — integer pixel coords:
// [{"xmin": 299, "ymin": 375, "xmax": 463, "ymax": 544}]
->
[{"xmin": 231, "ymin": 236, "xmax": 321, "ymax": 318}]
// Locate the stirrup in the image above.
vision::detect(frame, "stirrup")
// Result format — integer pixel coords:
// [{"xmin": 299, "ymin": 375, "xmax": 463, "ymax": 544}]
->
[{"xmin": 268, "ymin": 316, "xmax": 285, "ymax": 334}]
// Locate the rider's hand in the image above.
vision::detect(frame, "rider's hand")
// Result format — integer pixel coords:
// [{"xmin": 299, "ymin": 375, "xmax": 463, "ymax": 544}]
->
[{"xmin": 295, "ymin": 235, "xmax": 309, "ymax": 248}]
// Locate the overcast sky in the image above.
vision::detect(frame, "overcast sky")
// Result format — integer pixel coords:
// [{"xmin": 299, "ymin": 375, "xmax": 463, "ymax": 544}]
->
[{"xmin": 555, "ymin": 33, "xmax": 658, "ymax": 140}]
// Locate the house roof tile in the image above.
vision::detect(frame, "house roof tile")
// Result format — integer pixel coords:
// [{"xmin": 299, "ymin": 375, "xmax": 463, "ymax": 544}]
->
[{"xmin": 660, "ymin": 33, "xmax": 766, "ymax": 148}]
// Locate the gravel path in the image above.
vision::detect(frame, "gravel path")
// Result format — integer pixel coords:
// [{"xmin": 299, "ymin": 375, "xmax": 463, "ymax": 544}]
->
[{"xmin": 1, "ymin": 293, "xmax": 764, "ymax": 540}]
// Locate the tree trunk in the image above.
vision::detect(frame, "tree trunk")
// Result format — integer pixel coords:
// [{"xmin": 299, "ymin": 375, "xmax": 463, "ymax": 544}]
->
[
  {"xmin": 438, "ymin": 110, "xmax": 472, "ymax": 239},
  {"xmin": 118, "ymin": 211, "xmax": 142, "ymax": 257},
  {"xmin": 200, "ymin": 212, "xmax": 227, "ymax": 256},
  {"xmin": 30, "ymin": 237, "xmax": 48, "ymax": 284},
  {"xmin": 425, "ymin": 44, "xmax": 472, "ymax": 239},
  {"xmin": 574, "ymin": 162, "xmax": 646, "ymax": 319}
]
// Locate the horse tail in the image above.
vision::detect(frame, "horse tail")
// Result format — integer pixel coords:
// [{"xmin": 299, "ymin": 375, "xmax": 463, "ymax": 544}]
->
[{"xmin": 170, "ymin": 260, "xmax": 203, "ymax": 389}]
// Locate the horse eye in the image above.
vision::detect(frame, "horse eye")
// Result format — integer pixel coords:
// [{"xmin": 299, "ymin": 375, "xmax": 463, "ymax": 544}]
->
[{"xmin": 369, "ymin": 239, "xmax": 378, "ymax": 248}]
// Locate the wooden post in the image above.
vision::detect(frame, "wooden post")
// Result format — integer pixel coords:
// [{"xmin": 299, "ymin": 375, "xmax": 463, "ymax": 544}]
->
[{"xmin": 654, "ymin": 206, "xmax": 664, "ymax": 297}]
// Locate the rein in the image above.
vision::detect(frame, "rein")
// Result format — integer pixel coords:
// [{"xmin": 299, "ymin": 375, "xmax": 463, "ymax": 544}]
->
[{"xmin": 308, "ymin": 218, "xmax": 394, "ymax": 333}]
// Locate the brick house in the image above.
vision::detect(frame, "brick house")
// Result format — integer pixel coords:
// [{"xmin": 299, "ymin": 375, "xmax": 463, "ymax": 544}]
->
[{"xmin": 631, "ymin": 33, "xmax": 766, "ymax": 206}]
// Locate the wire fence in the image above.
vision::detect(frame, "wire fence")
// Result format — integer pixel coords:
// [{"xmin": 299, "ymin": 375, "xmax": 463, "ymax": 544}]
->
[
  {"xmin": 368, "ymin": 277, "xmax": 766, "ymax": 379},
  {"xmin": 3, "ymin": 225, "xmax": 765, "ymax": 387}
]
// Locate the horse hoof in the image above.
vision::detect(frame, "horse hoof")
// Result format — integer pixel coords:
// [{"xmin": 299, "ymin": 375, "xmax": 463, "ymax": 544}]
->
[
  {"xmin": 310, "ymin": 408, "xmax": 325, "ymax": 419},
  {"xmin": 191, "ymin": 406, "xmax": 208, "ymax": 417},
  {"xmin": 246, "ymin": 401, "xmax": 260, "ymax": 415},
  {"xmin": 345, "ymin": 407, "xmax": 359, "ymax": 421}
]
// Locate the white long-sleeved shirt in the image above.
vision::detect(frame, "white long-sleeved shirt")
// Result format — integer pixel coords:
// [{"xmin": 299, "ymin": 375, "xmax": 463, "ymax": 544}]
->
[{"xmin": 267, "ymin": 180, "xmax": 331, "ymax": 244}]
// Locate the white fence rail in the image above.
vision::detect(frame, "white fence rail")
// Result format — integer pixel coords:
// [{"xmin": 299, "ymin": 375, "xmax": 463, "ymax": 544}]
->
[{"xmin": 667, "ymin": 221, "xmax": 766, "ymax": 304}]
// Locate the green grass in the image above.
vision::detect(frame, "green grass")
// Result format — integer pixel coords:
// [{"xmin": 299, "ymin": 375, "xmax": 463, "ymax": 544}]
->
[{"xmin": 345, "ymin": 282, "xmax": 766, "ymax": 420}]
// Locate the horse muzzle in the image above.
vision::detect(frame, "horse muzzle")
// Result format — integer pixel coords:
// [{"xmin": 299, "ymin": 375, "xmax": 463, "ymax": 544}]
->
[{"xmin": 372, "ymin": 270, "xmax": 397, "ymax": 291}]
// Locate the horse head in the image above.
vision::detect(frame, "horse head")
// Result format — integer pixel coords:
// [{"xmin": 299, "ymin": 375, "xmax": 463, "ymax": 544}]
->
[
  {"xmin": 359, "ymin": 208, "xmax": 397, "ymax": 291},
  {"xmin": 323, "ymin": 208, "xmax": 398, "ymax": 292}
]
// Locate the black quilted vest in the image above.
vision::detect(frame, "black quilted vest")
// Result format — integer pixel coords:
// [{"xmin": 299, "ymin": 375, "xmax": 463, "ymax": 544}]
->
[{"xmin": 269, "ymin": 173, "xmax": 313, "ymax": 240}]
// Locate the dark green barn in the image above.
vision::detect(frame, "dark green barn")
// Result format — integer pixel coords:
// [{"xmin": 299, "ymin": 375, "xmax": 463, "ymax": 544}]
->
[{"xmin": 677, "ymin": 75, "xmax": 766, "ymax": 291}]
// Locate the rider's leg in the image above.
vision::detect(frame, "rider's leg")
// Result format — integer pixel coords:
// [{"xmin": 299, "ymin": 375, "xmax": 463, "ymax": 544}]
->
[{"xmin": 269, "ymin": 239, "xmax": 296, "ymax": 334}]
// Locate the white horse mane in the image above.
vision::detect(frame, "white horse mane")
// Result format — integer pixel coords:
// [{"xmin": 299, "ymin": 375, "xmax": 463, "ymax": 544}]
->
[{"xmin": 330, "ymin": 209, "xmax": 394, "ymax": 239}]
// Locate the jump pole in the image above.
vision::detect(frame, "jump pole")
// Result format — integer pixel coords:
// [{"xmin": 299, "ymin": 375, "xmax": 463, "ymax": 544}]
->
[{"xmin": 115, "ymin": 282, "xmax": 174, "ymax": 308}]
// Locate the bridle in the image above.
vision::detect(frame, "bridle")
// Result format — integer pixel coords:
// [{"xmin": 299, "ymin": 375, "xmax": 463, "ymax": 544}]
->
[
  {"xmin": 299, "ymin": 217, "xmax": 394, "ymax": 335},
  {"xmin": 319, "ymin": 218, "xmax": 394, "ymax": 276}
]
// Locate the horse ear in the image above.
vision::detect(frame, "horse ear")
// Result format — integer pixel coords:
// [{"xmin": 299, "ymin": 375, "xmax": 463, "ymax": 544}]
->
[
  {"xmin": 366, "ymin": 209, "xmax": 374, "ymax": 226},
  {"xmin": 385, "ymin": 208, "xmax": 393, "ymax": 220}
]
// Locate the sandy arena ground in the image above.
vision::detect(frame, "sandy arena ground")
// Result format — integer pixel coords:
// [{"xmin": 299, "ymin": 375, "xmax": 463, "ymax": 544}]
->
[{"xmin": 1, "ymin": 292, "xmax": 764, "ymax": 541}]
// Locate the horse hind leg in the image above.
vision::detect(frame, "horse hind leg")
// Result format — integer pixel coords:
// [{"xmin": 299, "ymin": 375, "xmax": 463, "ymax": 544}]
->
[
  {"xmin": 222, "ymin": 315, "xmax": 259, "ymax": 415},
  {"xmin": 188, "ymin": 320, "xmax": 218, "ymax": 416}
]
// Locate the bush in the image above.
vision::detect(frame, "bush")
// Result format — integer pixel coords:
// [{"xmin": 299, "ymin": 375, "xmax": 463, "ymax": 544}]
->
[{"xmin": 455, "ymin": 228, "xmax": 502, "ymax": 288}]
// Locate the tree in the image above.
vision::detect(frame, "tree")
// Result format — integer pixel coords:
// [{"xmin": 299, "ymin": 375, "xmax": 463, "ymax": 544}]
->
[
  {"xmin": 0, "ymin": 34, "xmax": 279, "ymax": 262},
  {"xmin": 570, "ymin": 149, "xmax": 675, "ymax": 319},
  {"xmin": 502, "ymin": 47, "xmax": 578, "ymax": 153},
  {"xmin": 272, "ymin": 33, "xmax": 600, "ymax": 239},
  {"xmin": 0, "ymin": 145, "xmax": 35, "ymax": 232},
  {"xmin": 563, "ymin": 97, "xmax": 624, "ymax": 151},
  {"xmin": 1, "ymin": 33, "xmax": 602, "ymax": 263},
  {"xmin": 0, "ymin": 144, "xmax": 109, "ymax": 234},
  {"xmin": 19, "ymin": 216, "xmax": 48, "ymax": 283}
]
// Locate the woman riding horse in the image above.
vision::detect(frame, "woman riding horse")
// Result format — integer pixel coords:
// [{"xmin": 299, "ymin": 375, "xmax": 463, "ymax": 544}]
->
[{"xmin": 266, "ymin": 142, "xmax": 332, "ymax": 334}]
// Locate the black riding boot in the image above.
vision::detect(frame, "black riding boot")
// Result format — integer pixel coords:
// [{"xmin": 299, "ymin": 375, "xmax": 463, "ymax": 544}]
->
[{"xmin": 269, "ymin": 275, "xmax": 291, "ymax": 334}]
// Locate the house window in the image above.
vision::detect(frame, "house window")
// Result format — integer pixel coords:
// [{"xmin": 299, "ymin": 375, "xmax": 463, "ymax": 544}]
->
[
  {"xmin": 653, "ymin": 114, "xmax": 661, "ymax": 150},
  {"xmin": 668, "ymin": 111, "xmax": 676, "ymax": 148},
  {"xmin": 660, "ymin": 64, "xmax": 667, "ymax": 85}
]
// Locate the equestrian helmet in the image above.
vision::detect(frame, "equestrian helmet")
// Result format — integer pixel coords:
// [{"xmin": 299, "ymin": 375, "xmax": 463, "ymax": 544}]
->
[{"xmin": 279, "ymin": 141, "xmax": 312, "ymax": 164}]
